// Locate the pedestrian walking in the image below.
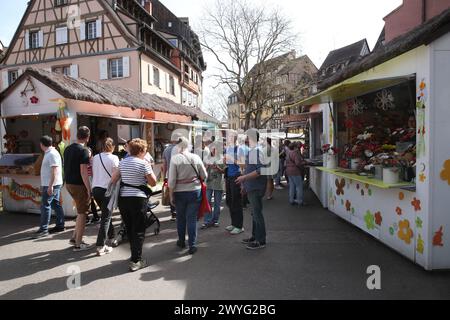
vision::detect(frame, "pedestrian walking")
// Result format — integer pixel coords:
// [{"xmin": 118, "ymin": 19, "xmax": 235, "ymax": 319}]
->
[
  {"xmin": 201, "ymin": 146, "xmax": 226, "ymax": 229},
  {"xmin": 168, "ymin": 136, "xmax": 208, "ymax": 255},
  {"xmin": 162, "ymin": 133, "xmax": 183, "ymax": 221},
  {"xmin": 92, "ymin": 138, "xmax": 120, "ymax": 256},
  {"xmin": 32, "ymin": 136, "xmax": 65, "ymax": 239},
  {"xmin": 286, "ymin": 142, "xmax": 306, "ymax": 207},
  {"xmin": 236, "ymin": 129, "xmax": 268, "ymax": 250},
  {"xmin": 111, "ymin": 138, "xmax": 157, "ymax": 272},
  {"xmin": 264, "ymin": 137, "xmax": 275, "ymax": 200},
  {"xmin": 224, "ymin": 134, "xmax": 245, "ymax": 235},
  {"xmin": 64, "ymin": 126, "xmax": 93, "ymax": 251},
  {"xmin": 87, "ymin": 147, "xmax": 100, "ymax": 224}
]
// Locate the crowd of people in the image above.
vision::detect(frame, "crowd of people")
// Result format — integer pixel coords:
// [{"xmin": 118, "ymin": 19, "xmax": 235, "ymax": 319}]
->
[{"xmin": 32, "ymin": 126, "xmax": 307, "ymax": 272}]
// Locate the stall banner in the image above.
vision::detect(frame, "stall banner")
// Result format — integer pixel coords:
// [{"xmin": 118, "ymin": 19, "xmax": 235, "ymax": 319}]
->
[{"xmin": 0, "ymin": 180, "xmax": 41, "ymax": 205}]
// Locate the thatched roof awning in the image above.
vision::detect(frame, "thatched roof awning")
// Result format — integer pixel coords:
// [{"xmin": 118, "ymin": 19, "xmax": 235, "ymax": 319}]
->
[
  {"xmin": 0, "ymin": 68, "xmax": 197, "ymax": 118},
  {"xmin": 319, "ymin": 8, "xmax": 450, "ymax": 90}
]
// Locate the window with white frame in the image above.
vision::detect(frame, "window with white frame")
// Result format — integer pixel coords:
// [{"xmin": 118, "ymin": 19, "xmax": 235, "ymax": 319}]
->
[
  {"xmin": 52, "ymin": 65, "xmax": 70, "ymax": 76},
  {"xmin": 109, "ymin": 58, "xmax": 123, "ymax": 79},
  {"xmin": 30, "ymin": 31, "xmax": 39, "ymax": 49},
  {"xmin": 169, "ymin": 76, "xmax": 175, "ymax": 95},
  {"xmin": 8, "ymin": 70, "xmax": 19, "ymax": 86},
  {"xmin": 182, "ymin": 88, "xmax": 187, "ymax": 104},
  {"xmin": 153, "ymin": 67, "xmax": 160, "ymax": 87},
  {"xmin": 54, "ymin": 0, "xmax": 68, "ymax": 6},
  {"xmin": 87, "ymin": 21, "xmax": 97, "ymax": 40}
]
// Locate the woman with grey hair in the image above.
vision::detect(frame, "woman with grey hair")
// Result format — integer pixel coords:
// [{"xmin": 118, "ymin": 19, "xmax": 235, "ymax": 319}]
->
[{"xmin": 169, "ymin": 136, "xmax": 208, "ymax": 254}]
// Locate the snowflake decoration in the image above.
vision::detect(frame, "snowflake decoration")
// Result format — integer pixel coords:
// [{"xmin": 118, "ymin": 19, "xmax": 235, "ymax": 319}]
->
[
  {"xmin": 375, "ymin": 89, "xmax": 395, "ymax": 111},
  {"xmin": 347, "ymin": 98, "xmax": 366, "ymax": 116}
]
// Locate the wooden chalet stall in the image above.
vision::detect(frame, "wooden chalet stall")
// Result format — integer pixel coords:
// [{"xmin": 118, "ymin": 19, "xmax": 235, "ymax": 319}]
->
[{"xmin": 0, "ymin": 68, "xmax": 197, "ymax": 217}]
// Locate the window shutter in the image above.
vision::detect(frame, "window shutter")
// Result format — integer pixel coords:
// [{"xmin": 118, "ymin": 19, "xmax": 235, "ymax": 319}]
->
[
  {"xmin": 56, "ymin": 27, "xmax": 68, "ymax": 45},
  {"xmin": 25, "ymin": 31, "xmax": 30, "ymax": 50},
  {"xmin": 99, "ymin": 59, "xmax": 108, "ymax": 80},
  {"xmin": 79, "ymin": 22, "xmax": 86, "ymax": 41},
  {"xmin": 96, "ymin": 19, "xmax": 102, "ymax": 38},
  {"xmin": 70, "ymin": 64, "xmax": 79, "ymax": 78},
  {"xmin": 18, "ymin": 69, "xmax": 23, "ymax": 77},
  {"xmin": 122, "ymin": 56, "xmax": 130, "ymax": 78},
  {"xmin": 38, "ymin": 30, "xmax": 44, "ymax": 48},
  {"xmin": 2, "ymin": 71, "xmax": 9, "ymax": 90},
  {"xmin": 165, "ymin": 73, "xmax": 169, "ymax": 93}
]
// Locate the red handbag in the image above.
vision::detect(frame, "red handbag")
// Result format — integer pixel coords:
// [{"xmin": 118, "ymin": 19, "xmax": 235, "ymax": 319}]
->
[{"xmin": 183, "ymin": 154, "xmax": 211, "ymax": 219}]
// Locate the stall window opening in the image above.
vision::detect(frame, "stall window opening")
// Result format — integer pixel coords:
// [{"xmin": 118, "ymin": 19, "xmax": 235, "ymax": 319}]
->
[{"xmin": 335, "ymin": 80, "xmax": 417, "ymax": 183}]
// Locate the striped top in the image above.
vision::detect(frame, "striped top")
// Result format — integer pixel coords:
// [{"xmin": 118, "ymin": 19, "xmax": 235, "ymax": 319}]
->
[{"xmin": 119, "ymin": 156, "xmax": 154, "ymax": 198}]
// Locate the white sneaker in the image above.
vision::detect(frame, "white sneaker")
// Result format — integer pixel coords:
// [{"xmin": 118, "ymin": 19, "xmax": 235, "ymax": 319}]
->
[
  {"xmin": 225, "ymin": 225, "xmax": 234, "ymax": 231},
  {"xmin": 230, "ymin": 227, "xmax": 244, "ymax": 235},
  {"xmin": 274, "ymin": 185, "xmax": 284, "ymax": 190},
  {"xmin": 73, "ymin": 243, "xmax": 94, "ymax": 252},
  {"xmin": 96, "ymin": 245, "xmax": 113, "ymax": 256}
]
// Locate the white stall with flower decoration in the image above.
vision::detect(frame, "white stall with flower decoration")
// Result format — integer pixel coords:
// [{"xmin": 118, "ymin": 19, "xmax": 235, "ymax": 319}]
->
[{"xmin": 294, "ymin": 11, "xmax": 450, "ymax": 270}]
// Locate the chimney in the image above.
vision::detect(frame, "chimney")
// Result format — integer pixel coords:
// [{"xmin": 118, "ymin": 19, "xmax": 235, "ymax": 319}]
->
[{"xmin": 179, "ymin": 17, "xmax": 190, "ymax": 26}]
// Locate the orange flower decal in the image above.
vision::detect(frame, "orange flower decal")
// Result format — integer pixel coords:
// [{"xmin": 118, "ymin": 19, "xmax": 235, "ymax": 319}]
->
[
  {"xmin": 399, "ymin": 192, "xmax": 405, "ymax": 200},
  {"xmin": 345, "ymin": 200, "xmax": 351, "ymax": 212},
  {"xmin": 398, "ymin": 220, "xmax": 414, "ymax": 244},
  {"xmin": 396, "ymin": 207, "xmax": 402, "ymax": 216},
  {"xmin": 419, "ymin": 173, "xmax": 426, "ymax": 183},
  {"xmin": 374, "ymin": 212, "xmax": 382, "ymax": 226},
  {"xmin": 440, "ymin": 160, "xmax": 450, "ymax": 185},
  {"xmin": 411, "ymin": 198, "xmax": 421, "ymax": 211},
  {"xmin": 433, "ymin": 226, "xmax": 444, "ymax": 247}
]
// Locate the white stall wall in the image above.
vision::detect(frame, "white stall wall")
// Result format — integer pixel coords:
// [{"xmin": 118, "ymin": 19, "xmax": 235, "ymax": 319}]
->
[{"xmin": 430, "ymin": 32, "xmax": 450, "ymax": 269}]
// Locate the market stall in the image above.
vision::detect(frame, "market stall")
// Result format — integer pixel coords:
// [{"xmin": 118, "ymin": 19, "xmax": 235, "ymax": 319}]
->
[
  {"xmin": 291, "ymin": 12, "xmax": 450, "ymax": 270},
  {"xmin": 0, "ymin": 68, "xmax": 197, "ymax": 216}
]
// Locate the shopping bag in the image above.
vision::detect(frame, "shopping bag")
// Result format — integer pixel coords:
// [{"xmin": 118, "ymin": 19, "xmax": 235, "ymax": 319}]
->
[
  {"xmin": 198, "ymin": 178, "xmax": 211, "ymax": 220},
  {"xmin": 161, "ymin": 181, "xmax": 171, "ymax": 206}
]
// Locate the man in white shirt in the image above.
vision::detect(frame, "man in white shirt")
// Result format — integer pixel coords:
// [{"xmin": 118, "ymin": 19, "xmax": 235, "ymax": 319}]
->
[{"xmin": 32, "ymin": 136, "xmax": 65, "ymax": 239}]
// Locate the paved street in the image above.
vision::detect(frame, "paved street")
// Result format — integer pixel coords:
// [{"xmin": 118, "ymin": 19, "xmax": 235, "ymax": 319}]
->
[{"xmin": 1, "ymin": 188, "xmax": 450, "ymax": 300}]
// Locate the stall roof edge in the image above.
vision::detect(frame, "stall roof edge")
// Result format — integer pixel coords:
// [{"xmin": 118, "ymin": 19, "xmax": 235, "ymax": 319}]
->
[
  {"xmin": 0, "ymin": 68, "xmax": 199, "ymax": 119},
  {"xmin": 318, "ymin": 8, "xmax": 450, "ymax": 90}
]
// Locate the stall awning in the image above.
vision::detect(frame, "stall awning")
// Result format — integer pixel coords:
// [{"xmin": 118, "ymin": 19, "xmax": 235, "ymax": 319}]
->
[{"xmin": 286, "ymin": 74, "xmax": 415, "ymax": 107}]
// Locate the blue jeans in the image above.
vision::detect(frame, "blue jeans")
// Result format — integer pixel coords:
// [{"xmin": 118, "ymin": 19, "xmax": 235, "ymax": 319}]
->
[
  {"xmin": 275, "ymin": 160, "xmax": 285, "ymax": 185},
  {"xmin": 174, "ymin": 190, "xmax": 201, "ymax": 249},
  {"xmin": 204, "ymin": 189, "xmax": 223, "ymax": 225},
  {"xmin": 247, "ymin": 189, "xmax": 266, "ymax": 244},
  {"xmin": 40, "ymin": 185, "xmax": 65, "ymax": 232},
  {"xmin": 289, "ymin": 175, "xmax": 304, "ymax": 205}
]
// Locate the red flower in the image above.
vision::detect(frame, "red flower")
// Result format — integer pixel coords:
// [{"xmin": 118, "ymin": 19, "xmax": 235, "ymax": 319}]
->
[
  {"xmin": 375, "ymin": 212, "xmax": 382, "ymax": 226},
  {"xmin": 30, "ymin": 96, "xmax": 39, "ymax": 104},
  {"xmin": 396, "ymin": 207, "xmax": 402, "ymax": 216},
  {"xmin": 411, "ymin": 198, "xmax": 421, "ymax": 212}
]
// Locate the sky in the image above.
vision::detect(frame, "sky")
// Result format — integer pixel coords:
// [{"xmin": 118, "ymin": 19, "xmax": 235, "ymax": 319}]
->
[{"xmin": 0, "ymin": 0, "xmax": 403, "ymax": 116}]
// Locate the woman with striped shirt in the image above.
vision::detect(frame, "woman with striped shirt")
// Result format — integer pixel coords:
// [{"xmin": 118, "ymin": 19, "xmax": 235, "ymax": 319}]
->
[{"xmin": 111, "ymin": 139, "xmax": 157, "ymax": 272}]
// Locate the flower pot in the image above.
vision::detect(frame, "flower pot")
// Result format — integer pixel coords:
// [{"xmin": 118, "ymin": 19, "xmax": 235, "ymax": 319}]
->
[
  {"xmin": 383, "ymin": 167, "xmax": 399, "ymax": 184},
  {"xmin": 326, "ymin": 155, "xmax": 337, "ymax": 169},
  {"xmin": 351, "ymin": 158, "xmax": 361, "ymax": 170},
  {"xmin": 374, "ymin": 165, "xmax": 383, "ymax": 180}
]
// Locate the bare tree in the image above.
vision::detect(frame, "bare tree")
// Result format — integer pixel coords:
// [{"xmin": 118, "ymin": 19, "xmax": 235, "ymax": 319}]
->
[
  {"xmin": 202, "ymin": 85, "xmax": 230, "ymax": 121},
  {"xmin": 200, "ymin": 0, "xmax": 297, "ymax": 129}
]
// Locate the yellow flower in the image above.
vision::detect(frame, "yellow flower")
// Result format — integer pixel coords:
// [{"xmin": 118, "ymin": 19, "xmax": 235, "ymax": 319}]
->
[
  {"xmin": 398, "ymin": 220, "xmax": 414, "ymax": 245},
  {"xmin": 440, "ymin": 160, "xmax": 450, "ymax": 185}
]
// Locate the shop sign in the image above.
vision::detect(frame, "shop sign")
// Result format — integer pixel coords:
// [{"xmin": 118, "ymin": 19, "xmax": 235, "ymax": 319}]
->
[{"xmin": 0, "ymin": 180, "xmax": 41, "ymax": 205}]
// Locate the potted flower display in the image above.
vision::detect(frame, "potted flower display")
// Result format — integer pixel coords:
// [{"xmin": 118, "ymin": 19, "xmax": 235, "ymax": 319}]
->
[
  {"xmin": 381, "ymin": 156, "xmax": 401, "ymax": 184},
  {"xmin": 322, "ymin": 144, "xmax": 338, "ymax": 169}
]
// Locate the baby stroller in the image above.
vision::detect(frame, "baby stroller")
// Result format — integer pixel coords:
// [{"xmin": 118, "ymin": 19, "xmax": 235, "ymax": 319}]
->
[{"xmin": 111, "ymin": 201, "xmax": 161, "ymax": 248}]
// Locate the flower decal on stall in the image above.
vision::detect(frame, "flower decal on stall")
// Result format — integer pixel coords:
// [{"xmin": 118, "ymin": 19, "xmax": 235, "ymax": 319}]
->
[
  {"xmin": 374, "ymin": 212, "xmax": 382, "ymax": 226},
  {"xmin": 374, "ymin": 89, "xmax": 395, "ymax": 111},
  {"xmin": 440, "ymin": 159, "xmax": 450, "ymax": 185},
  {"xmin": 364, "ymin": 211, "xmax": 375, "ymax": 230},
  {"xmin": 398, "ymin": 220, "xmax": 414, "ymax": 244},
  {"xmin": 411, "ymin": 198, "xmax": 421, "ymax": 212},
  {"xmin": 345, "ymin": 200, "xmax": 351, "ymax": 211},
  {"xmin": 335, "ymin": 179, "xmax": 345, "ymax": 196},
  {"xmin": 433, "ymin": 227, "xmax": 444, "ymax": 247},
  {"xmin": 396, "ymin": 207, "xmax": 403, "ymax": 216},
  {"xmin": 417, "ymin": 234, "xmax": 425, "ymax": 254},
  {"xmin": 415, "ymin": 217, "xmax": 423, "ymax": 229},
  {"xmin": 347, "ymin": 98, "xmax": 366, "ymax": 116},
  {"xmin": 416, "ymin": 79, "xmax": 427, "ymax": 158},
  {"xmin": 399, "ymin": 192, "xmax": 405, "ymax": 200}
]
